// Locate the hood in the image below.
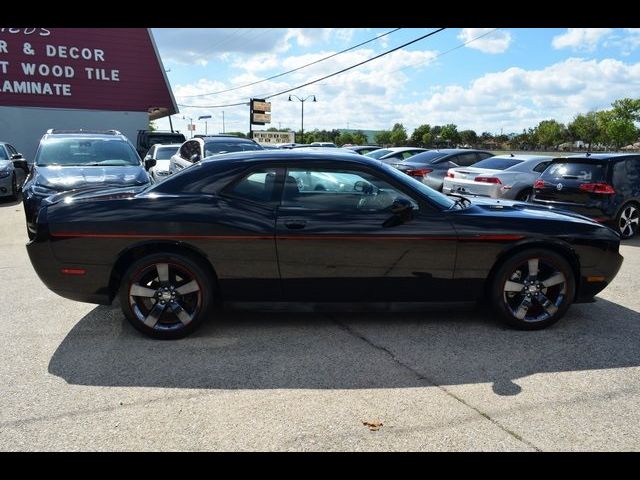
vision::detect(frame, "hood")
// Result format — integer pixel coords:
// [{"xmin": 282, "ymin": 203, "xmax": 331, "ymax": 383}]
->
[
  {"xmin": 34, "ymin": 165, "xmax": 149, "ymax": 191},
  {"xmin": 467, "ymin": 196, "xmax": 602, "ymax": 224},
  {"xmin": 43, "ymin": 184, "xmax": 148, "ymax": 206}
]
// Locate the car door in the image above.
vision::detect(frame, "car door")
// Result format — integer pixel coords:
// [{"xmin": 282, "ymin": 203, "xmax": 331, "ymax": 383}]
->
[
  {"xmin": 275, "ymin": 162, "xmax": 458, "ymax": 301},
  {"xmin": 172, "ymin": 140, "xmax": 200, "ymax": 173}
]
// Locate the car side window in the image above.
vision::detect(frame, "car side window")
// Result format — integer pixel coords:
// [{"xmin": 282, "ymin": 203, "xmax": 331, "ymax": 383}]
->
[
  {"xmin": 612, "ymin": 158, "xmax": 640, "ymax": 193},
  {"xmin": 401, "ymin": 151, "xmax": 416, "ymax": 159},
  {"xmin": 0, "ymin": 146, "xmax": 8, "ymax": 160},
  {"xmin": 282, "ymin": 168, "xmax": 418, "ymax": 212},
  {"xmin": 226, "ymin": 168, "xmax": 279, "ymax": 203},
  {"xmin": 455, "ymin": 153, "xmax": 479, "ymax": 167},
  {"xmin": 533, "ymin": 161, "xmax": 550, "ymax": 173},
  {"xmin": 478, "ymin": 152, "xmax": 493, "ymax": 160}
]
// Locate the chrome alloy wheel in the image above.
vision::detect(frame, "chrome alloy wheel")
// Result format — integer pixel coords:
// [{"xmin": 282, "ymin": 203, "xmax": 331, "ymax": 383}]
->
[
  {"xmin": 502, "ymin": 257, "xmax": 567, "ymax": 323},
  {"xmin": 128, "ymin": 262, "xmax": 202, "ymax": 332},
  {"xmin": 619, "ymin": 205, "xmax": 639, "ymax": 238}
]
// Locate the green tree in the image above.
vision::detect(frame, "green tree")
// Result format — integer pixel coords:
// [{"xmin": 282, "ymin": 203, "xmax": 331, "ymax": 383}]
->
[
  {"xmin": 459, "ymin": 129, "xmax": 478, "ymax": 147},
  {"xmin": 440, "ymin": 124, "xmax": 460, "ymax": 147},
  {"xmin": 409, "ymin": 124, "xmax": 431, "ymax": 147},
  {"xmin": 533, "ymin": 120, "xmax": 566, "ymax": 150},
  {"xmin": 611, "ymin": 98, "xmax": 640, "ymax": 122},
  {"xmin": 352, "ymin": 131, "xmax": 368, "ymax": 145},
  {"xmin": 389, "ymin": 123, "xmax": 408, "ymax": 146},
  {"xmin": 148, "ymin": 121, "xmax": 157, "ymax": 132},
  {"xmin": 336, "ymin": 131, "xmax": 354, "ymax": 146},
  {"xmin": 374, "ymin": 130, "xmax": 392, "ymax": 146},
  {"xmin": 568, "ymin": 112, "xmax": 600, "ymax": 151},
  {"xmin": 597, "ymin": 110, "xmax": 637, "ymax": 149}
]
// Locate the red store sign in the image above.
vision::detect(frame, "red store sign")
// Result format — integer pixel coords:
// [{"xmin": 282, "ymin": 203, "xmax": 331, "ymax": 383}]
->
[{"xmin": 0, "ymin": 28, "xmax": 177, "ymax": 114}]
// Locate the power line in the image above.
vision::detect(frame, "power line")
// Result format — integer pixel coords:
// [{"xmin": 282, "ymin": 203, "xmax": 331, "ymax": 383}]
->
[
  {"xmin": 180, "ymin": 28, "xmax": 445, "ymax": 109},
  {"xmin": 180, "ymin": 28, "xmax": 402, "ymax": 98},
  {"xmin": 263, "ymin": 28, "xmax": 445, "ymax": 100}
]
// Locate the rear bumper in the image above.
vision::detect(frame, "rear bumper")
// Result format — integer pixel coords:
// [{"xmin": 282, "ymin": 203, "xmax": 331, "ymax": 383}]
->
[
  {"xmin": 575, "ymin": 250, "xmax": 623, "ymax": 303},
  {"xmin": 26, "ymin": 237, "xmax": 113, "ymax": 305},
  {"xmin": 531, "ymin": 198, "xmax": 616, "ymax": 223}
]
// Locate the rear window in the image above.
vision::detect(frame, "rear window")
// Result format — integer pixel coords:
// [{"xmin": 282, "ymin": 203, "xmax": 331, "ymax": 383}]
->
[
  {"xmin": 366, "ymin": 149, "xmax": 392, "ymax": 159},
  {"xmin": 541, "ymin": 161, "xmax": 606, "ymax": 182},
  {"xmin": 471, "ymin": 158, "xmax": 523, "ymax": 170}
]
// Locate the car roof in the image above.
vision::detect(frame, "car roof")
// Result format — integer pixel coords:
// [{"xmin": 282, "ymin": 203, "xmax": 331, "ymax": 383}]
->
[
  {"xmin": 383, "ymin": 147, "xmax": 425, "ymax": 152},
  {"xmin": 201, "ymin": 148, "xmax": 382, "ymax": 166},
  {"xmin": 154, "ymin": 143, "xmax": 182, "ymax": 148},
  {"xmin": 489, "ymin": 154, "xmax": 550, "ymax": 161},
  {"xmin": 561, "ymin": 153, "xmax": 639, "ymax": 161},
  {"xmin": 199, "ymin": 135, "xmax": 257, "ymax": 142},
  {"xmin": 41, "ymin": 133, "xmax": 128, "ymax": 140}
]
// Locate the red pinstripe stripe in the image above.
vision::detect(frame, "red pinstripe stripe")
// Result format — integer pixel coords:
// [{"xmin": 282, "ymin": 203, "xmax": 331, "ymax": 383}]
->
[{"xmin": 50, "ymin": 232, "xmax": 524, "ymax": 241}]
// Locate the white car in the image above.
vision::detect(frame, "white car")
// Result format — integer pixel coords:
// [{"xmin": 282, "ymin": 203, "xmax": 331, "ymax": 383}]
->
[
  {"xmin": 144, "ymin": 143, "xmax": 181, "ymax": 182},
  {"xmin": 442, "ymin": 154, "xmax": 552, "ymax": 201}
]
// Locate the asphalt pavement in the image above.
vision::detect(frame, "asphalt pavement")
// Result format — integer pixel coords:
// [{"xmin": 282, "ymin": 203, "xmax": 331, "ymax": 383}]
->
[{"xmin": 1, "ymin": 195, "xmax": 639, "ymax": 451}]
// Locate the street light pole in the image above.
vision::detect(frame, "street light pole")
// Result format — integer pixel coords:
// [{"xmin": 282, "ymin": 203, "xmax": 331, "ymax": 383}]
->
[{"xmin": 288, "ymin": 95, "xmax": 316, "ymax": 144}]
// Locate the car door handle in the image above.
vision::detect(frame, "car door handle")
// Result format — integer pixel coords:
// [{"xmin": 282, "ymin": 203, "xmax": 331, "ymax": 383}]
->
[{"xmin": 284, "ymin": 220, "xmax": 307, "ymax": 230}]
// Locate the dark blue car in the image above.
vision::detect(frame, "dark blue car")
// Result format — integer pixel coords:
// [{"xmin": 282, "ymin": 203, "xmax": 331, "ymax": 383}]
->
[{"xmin": 23, "ymin": 129, "xmax": 152, "ymax": 238}]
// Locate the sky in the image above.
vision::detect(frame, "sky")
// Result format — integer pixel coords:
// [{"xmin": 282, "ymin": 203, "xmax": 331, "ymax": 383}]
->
[{"xmin": 151, "ymin": 28, "xmax": 640, "ymax": 137}]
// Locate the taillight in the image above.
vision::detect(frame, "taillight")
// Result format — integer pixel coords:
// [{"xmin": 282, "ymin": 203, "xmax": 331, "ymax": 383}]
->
[
  {"xmin": 446, "ymin": 172, "xmax": 454, "ymax": 178},
  {"xmin": 406, "ymin": 168, "xmax": 433, "ymax": 178},
  {"xmin": 579, "ymin": 182, "xmax": 616, "ymax": 194},
  {"xmin": 533, "ymin": 179, "xmax": 545, "ymax": 189},
  {"xmin": 474, "ymin": 176, "xmax": 501, "ymax": 184}
]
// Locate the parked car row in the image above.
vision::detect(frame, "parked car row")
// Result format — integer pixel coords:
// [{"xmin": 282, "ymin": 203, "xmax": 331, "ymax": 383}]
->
[{"xmin": 0, "ymin": 141, "xmax": 30, "ymax": 200}]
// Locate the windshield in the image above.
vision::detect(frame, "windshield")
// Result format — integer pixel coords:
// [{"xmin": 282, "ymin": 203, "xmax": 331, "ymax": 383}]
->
[
  {"xmin": 541, "ymin": 161, "xmax": 606, "ymax": 181},
  {"xmin": 36, "ymin": 137, "xmax": 140, "ymax": 167},
  {"xmin": 366, "ymin": 149, "xmax": 392, "ymax": 159},
  {"xmin": 204, "ymin": 141, "xmax": 263, "ymax": 156},
  {"xmin": 378, "ymin": 161, "xmax": 456, "ymax": 210},
  {"xmin": 471, "ymin": 158, "xmax": 523, "ymax": 170},
  {"xmin": 156, "ymin": 146, "xmax": 179, "ymax": 160}
]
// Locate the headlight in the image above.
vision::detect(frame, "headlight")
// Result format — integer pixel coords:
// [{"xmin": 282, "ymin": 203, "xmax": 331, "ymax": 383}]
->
[{"xmin": 0, "ymin": 170, "xmax": 10, "ymax": 179}]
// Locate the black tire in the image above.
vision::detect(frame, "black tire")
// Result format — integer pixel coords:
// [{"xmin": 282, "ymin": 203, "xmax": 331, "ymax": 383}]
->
[
  {"xmin": 490, "ymin": 248, "xmax": 575, "ymax": 330},
  {"xmin": 118, "ymin": 252, "xmax": 215, "ymax": 339},
  {"xmin": 515, "ymin": 188, "xmax": 532, "ymax": 202},
  {"xmin": 9, "ymin": 174, "xmax": 18, "ymax": 200},
  {"xmin": 616, "ymin": 202, "xmax": 639, "ymax": 239}
]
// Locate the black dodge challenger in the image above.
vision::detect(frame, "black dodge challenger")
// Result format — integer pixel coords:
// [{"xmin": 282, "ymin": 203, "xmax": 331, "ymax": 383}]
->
[{"xmin": 26, "ymin": 150, "xmax": 623, "ymax": 339}]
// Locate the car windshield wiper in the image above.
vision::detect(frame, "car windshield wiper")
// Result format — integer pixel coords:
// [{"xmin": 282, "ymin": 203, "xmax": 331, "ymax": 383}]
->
[{"xmin": 447, "ymin": 192, "xmax": 472, "ymax": 210}]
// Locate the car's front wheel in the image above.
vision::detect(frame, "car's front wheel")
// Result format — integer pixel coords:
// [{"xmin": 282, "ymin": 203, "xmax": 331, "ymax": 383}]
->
[
  {"xmin": 119, "ymin": 252, "xmax": 215, "ymax": 339},
  {"xmin": 491, "ymin": 249, "xmax": 575, "ymax": 330}
]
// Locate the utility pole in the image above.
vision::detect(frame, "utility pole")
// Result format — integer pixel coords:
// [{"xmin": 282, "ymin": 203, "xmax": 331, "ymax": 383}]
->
[{"xmin": 288, "ymin": 94, "xmax": 317, "ymax": 144}]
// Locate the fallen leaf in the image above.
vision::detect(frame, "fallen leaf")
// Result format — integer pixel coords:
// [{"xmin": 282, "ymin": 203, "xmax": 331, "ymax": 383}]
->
[{"xmin": 363, "ymin": 420, "xmax": 383, "ymax": 431}]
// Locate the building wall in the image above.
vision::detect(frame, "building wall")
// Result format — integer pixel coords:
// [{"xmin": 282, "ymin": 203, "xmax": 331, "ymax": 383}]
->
[{"xmin": 0, "ymin": 106, "xmax": 148, "ymax": 162}]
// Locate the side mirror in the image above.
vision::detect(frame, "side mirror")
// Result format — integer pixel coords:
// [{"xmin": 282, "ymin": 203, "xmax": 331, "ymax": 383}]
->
[
  {"xmin": 390, "ymin": 197, "xmax": 414, "ymax": 214},
  {"xmin": 190, "ymin": 153, "xmax": 201, "ymax": 163},
  {"xmin": 144, "ymin": 158, "xmax": 156, "ymax": 170},
  {"xmin": 383, "ymin": 197, "xmax": 415, "ymax": 228}
]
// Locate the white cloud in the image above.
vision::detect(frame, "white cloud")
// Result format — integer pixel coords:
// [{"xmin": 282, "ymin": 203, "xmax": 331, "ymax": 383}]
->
[
  {"xmin": 552, "ymin": 28, "xmax": 612, "ymax": 51},
  {"xmin": 457, "ymin": 28, "xmax": 512, "ymax": 54}
]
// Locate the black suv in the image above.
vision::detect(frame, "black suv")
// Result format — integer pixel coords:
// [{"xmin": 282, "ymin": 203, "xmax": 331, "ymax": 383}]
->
[
  {"xmin": 23, "ymin": 129, "xmax": 154, "ymax": 238},
  {"xmin": 532, "ymin": 153, "xmax": 640, "ymax": 238},
  {"xmin": 136, "ymin": 130, "xmax": 186, "ymax": 159}
]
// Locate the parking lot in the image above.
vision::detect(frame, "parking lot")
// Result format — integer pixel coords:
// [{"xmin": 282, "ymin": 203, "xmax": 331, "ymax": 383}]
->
[{"xmin": 1, "ymin": 196, "xmax": 640, "ymax": 451}]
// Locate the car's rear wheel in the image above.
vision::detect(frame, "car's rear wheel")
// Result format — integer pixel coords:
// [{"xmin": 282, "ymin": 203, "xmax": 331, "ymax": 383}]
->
[
  {"xmin": 119, "ymin": 253, "xmax": 214, "ymax": 339},
  {"xmin": 515, "ymin": 188, "xmax": 532, "ymax": 202},
  {"xmin": 491, "ymin": 249, "xmax": 575, "ymax": 330},
  {"xmin": 616, "ymin": 203, "xmax": 639, "ymax": 239}
]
